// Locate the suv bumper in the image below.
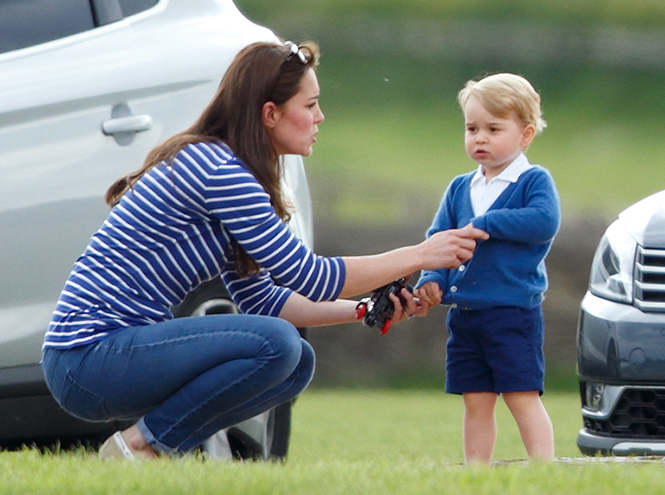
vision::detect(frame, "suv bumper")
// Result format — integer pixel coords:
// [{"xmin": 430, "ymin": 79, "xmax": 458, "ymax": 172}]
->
[
  {"xmin": 578, "ymin": 429, "xmax": 665, "ymax": 456},
  {"xmin": 578, "ymin": 293, "xmax": 665, "ymax": 455},
  {"xmin": 578, "ymin": 383, "xmax": 665, "ymax": 455}
]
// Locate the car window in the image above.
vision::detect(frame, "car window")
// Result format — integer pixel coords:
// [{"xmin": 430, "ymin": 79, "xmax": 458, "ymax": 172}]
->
[
  {"xmin": 118, "ymin": 0, "xmax": 160, "ymax": 17},
  {"xmin": 0, "ymin": 0, "xmax": 95, "ymax": 54}
]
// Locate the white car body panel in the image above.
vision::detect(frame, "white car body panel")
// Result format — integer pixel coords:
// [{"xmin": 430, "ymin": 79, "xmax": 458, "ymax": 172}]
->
[{"xmin": 0, "ymin": 0, "xmax": 312, "ymax": 376}]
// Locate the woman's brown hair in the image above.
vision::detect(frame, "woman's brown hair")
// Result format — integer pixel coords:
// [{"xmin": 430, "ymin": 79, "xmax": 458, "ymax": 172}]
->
[{"xmin": 105, "ymin": 41, "xmax": 320, "ymax": 276}]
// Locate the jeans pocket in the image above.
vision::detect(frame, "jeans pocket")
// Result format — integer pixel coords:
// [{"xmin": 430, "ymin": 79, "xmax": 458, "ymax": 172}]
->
[{"xmin": 61, "ymin": 371, "xmax": 110, "ymax": 421}]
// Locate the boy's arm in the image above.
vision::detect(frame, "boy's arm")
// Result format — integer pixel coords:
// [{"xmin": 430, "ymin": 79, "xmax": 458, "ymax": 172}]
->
[{"xmin": 472, "ymin": 169, "xmax": 560, "ymax": 245}]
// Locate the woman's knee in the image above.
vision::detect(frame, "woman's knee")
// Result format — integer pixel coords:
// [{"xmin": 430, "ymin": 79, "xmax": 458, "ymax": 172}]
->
[
  {"xmin": 298, "ymin": 339, "xmax": 316, "ymax": 379},
  {"xmin": 278, "ymin": 338, "xmax": 315, "ymax": 400},
  {"xmin": 259, "ymin": 318, "xmax": 304, "ymax": 377}
]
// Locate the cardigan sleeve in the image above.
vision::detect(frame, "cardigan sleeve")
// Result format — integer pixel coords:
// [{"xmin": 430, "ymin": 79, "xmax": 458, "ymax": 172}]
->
[{"xmin": 471, "ymin": 167, "xmax": 561, "ymax": 245}]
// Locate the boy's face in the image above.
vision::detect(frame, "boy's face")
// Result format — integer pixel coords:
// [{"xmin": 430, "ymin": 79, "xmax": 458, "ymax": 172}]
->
[{"xmin": 463, "ymin": 96, "xmax": 535, "ymax": 180}]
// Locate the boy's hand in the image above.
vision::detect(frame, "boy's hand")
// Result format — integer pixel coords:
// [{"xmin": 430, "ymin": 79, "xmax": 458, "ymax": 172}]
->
[
  {"xmin": 414, "ymin": 282, "xmax": 443, "ymax": 307},
  {"xmin": 388, "ymin": 287, "xmax": 434, "ymax": 323}
]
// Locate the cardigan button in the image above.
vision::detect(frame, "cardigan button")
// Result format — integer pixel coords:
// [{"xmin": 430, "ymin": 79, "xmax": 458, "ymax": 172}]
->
[
  {"xmin": 458, "ymin": 265, "xmax": 465, "ymax": 272},
  {"xmin": 450, "ymin": 286, "xmax": 458, "ymax": 293}
]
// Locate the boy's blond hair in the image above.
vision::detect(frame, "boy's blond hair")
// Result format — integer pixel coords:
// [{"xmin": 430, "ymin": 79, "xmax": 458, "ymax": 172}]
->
[{"xmin": 458, "ymin": 73, "xmax": 547, "ymax": 134}]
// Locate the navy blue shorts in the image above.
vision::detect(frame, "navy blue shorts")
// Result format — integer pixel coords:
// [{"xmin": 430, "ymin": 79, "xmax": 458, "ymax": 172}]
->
[{"xmin": 445, "ymin": 306, "xmax": 545, "ymax": 395}]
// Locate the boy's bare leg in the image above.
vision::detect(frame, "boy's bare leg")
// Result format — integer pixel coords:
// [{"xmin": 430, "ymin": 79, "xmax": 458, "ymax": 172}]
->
[
  {"xmin": 463, "ymin": 392, "xmax": 498, "ymax": 464},
  {"xmin": 503, "ymin": 391, "xmax": 554, "ymax": 461}
]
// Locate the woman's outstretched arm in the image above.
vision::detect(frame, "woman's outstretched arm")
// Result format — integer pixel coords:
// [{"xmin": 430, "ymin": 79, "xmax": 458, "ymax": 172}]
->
[
  {"xmin": 278, "ymin": 287, "xmax": 425, "ymax": 328},
  {"xmin": 338, "ymin": 226, "xmax": 488, "ymax": 298}
]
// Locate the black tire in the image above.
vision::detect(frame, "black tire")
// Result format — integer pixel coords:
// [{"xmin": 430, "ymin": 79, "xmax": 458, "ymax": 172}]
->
[
  {"xmin": 174, "ymin": 279, "xmax": 301, "ymax": 461},
  {"xmin": 171, "ymin": 278, "xmax": 236, "ymax": 317},
  {"xmin": 267, "ymin": 400, "xmax": 292, "ymax": 460}
]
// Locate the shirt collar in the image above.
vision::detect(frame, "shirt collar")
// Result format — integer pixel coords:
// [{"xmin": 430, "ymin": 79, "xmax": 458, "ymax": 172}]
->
[{"xmin": 471, "ymin": 153, "xmax": 532, "ymax": 185}]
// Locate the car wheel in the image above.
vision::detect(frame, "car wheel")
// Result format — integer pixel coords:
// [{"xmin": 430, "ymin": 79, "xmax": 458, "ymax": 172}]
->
[
  {"xmin": 173, "ymin": 279, "xmax": 296, "ymax": 461},
  {"xmin": 212, "ymin": 400, "xmax": 292, "ymax": 461}
]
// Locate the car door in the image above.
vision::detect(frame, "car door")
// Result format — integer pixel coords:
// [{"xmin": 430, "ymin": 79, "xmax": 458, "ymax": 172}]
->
[
  {"xmin": 2, "ymin": 0, "xmax": 261, "ymax": 370},
  {"xmin": 0, "ymin": 0, "xmax": 293, "ymax": 373},
  {"xmin": 0, "ymin": 1, "xmax": 177, "ymax": 370}
]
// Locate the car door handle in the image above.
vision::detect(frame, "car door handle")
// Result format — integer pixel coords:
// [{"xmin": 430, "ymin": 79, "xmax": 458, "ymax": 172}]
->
[{"xmin": 102, "ymin": 115, "xmax": 153, "ymax": 135}]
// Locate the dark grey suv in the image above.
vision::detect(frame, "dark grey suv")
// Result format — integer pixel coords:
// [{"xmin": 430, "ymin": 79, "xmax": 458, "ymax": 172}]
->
[
  {"xmin": 577, "ymin": 190, "xmax": 665, "ymax": 455},
  {"xmin": 0, "ymin": 0, "xmax": 313, "ymax": 460}
]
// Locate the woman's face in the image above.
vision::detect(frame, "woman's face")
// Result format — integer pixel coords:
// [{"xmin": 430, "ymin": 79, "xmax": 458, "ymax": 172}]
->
[{"xmin": 264, "ymin": 68, "xmax": 324, "ymax": 157}]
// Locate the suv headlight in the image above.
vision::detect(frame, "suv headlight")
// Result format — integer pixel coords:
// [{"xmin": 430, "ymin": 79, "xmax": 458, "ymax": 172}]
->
[
  {"xmin": 589, "ymin": 221, "xmax": 637, "ymax": 304},
  {"xmin": 585, "ymin": 382, "xmax": 604, "ymax": 411}
]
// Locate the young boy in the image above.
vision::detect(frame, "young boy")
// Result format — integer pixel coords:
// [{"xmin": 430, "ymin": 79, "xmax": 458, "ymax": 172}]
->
[{"xmin": 416, "ymin": 73, "xmax": 560, "ymax": 464}]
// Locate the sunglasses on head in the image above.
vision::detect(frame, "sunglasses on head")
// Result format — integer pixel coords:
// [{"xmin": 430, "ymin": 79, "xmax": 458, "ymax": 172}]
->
[{"xmin": 282, "ymin": 41, "xmax": 308, "ymax": 65}]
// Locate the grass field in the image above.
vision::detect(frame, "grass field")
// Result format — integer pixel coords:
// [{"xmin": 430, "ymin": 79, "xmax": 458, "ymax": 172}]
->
[{"xmin": 4, "ymin": 390, "xmax": 665, "ymax": 494}]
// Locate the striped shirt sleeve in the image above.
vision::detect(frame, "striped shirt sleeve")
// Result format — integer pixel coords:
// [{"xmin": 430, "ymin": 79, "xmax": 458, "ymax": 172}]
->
[
  {"xmin": 185, "ymin": 143, "xmax": 346, "ymax": 313},
  {"xmin": 43, "ymin": 141, "xmax": 346, "ymax": 349}
]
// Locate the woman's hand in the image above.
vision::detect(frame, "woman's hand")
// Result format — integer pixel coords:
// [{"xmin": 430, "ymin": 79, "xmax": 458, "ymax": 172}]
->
[
  {"xmin": 419, "ymin": 226, "xmax": 488, "ymax": 271},
  {"xmin": 339, "ymin": 226, "xmax": 488, "ymax": 299}
]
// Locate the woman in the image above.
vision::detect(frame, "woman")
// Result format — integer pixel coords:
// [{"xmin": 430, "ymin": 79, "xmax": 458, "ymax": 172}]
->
[{"xmin": 41, "ymin": 41, "xmax": 487, "ymax": 460}]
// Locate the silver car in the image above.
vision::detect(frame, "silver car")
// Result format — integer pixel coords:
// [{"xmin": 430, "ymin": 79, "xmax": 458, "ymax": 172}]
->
[
  {"xmin": 0, "ymin": 0, "xmax": 313, "ymax": 460},
  {"xmin": 577, "ymin": 190, "xmax": 665, "ymax": 456}
]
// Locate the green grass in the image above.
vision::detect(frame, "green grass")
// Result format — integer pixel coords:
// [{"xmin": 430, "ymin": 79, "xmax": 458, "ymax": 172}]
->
[
  {"xmin": 3, "ymin": 390, "xmax": 665, "ymax": 494},
  {"xmin": 290, "ymin": 389, "xmax": 582, "ymax": 462}
]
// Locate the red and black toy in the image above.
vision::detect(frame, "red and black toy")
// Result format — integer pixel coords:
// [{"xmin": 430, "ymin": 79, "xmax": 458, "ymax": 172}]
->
[{"xmin": 355, "ymin": 277, "xmax": 414, "ymax": 335}]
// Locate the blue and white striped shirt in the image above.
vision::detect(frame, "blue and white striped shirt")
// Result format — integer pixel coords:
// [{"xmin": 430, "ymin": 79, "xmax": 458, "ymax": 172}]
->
[{"xmin": 44, "ymin": 142, "xmax": 345, "ymax": 349}]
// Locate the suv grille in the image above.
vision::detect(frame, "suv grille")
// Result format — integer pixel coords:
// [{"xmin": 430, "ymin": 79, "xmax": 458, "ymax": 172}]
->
[
  {"xmin": 584, "ymin": 388, "xmax": 665, "ymax": 438},
  {"xmin": 634, "ymin": 247, "xmax": 665, "ymax": 312}
]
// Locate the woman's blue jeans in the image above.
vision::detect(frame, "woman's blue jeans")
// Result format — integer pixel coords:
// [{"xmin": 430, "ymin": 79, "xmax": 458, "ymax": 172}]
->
[{"xmin": 41, "ymin": 314, "xmax": 315, "ymax": 454}]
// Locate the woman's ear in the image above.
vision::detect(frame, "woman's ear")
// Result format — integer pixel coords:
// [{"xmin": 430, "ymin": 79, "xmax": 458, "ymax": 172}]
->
[{"xmin": 262, "ymin": 101, "xmax": 280, "ymax": 129}]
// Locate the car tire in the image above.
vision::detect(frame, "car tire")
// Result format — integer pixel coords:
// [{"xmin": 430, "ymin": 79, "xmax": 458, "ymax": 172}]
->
[
  {"xmin": 173, "ymin": 279, "xmax": 298, "ymax": 461},
  {"xmin": 266, "ymin": 400, "xmax": 292, "ymax": 460},
  {"xmin": 219, "ymin": 400, "xmax": 293, "ymax": 461}
]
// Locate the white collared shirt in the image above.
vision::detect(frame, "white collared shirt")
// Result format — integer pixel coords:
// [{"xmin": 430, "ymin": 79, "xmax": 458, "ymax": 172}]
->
[{"xmin": 469, "ymin": 153, "xmax": 533, "ymax": 216}]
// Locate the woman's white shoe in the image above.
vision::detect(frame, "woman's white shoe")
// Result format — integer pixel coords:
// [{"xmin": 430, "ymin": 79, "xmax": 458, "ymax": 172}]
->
[{"xmin": 99, "ymin": 431, "xmax": 137, "ymax": 461}]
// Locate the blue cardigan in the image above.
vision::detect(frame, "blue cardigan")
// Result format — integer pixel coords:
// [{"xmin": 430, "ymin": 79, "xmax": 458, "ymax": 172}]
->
[{"xmin": 416, "ymin": 165, "xmax": 561, "ymax": 310}]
